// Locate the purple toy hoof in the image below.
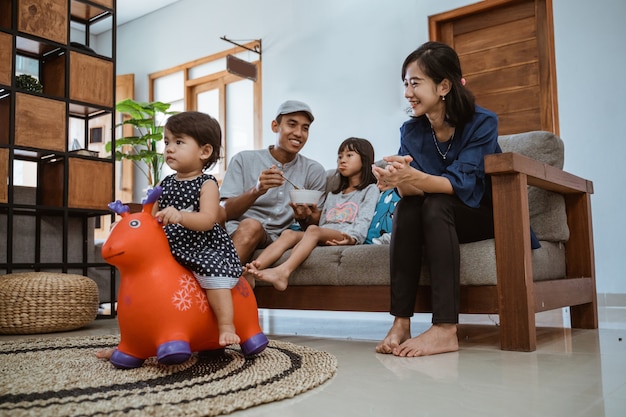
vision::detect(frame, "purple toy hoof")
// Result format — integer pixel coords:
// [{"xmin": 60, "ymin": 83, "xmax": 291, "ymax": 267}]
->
[
  {"xmin": 157, "ymin": 340, "xmax": 192, "ymax": 364},
  {"xmin": 110, "ymin": 350, "xmax": 145, "ymax": 369},
  {"xmin": 241, "ymin": 332, "xmax": 269, "ymax": 356}
]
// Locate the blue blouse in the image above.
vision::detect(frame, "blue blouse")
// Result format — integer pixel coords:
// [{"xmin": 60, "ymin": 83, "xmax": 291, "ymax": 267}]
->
[{"xmin": 398, "ymin": 105, "xmax": 500, "ymax": 208}]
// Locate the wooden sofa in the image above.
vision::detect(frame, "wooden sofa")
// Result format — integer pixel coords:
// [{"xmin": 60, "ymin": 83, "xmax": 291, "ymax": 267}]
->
[{"xmin": 253, "ymin": 131, "xmax": 597, "ymax": 352}]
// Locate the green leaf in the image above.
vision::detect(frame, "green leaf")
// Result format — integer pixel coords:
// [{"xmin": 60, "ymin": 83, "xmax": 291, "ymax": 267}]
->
[{"xmin": 112, "ymin": 98, "xmax": 178, "ymax": 186}]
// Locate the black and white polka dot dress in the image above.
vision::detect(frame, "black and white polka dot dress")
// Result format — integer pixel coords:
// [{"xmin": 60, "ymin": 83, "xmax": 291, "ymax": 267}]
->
[{"xmin": 159, "ymin": 174, "xmax": 242, "ymax": 290}]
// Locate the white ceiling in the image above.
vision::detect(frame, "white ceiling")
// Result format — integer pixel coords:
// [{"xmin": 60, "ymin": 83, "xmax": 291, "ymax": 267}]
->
[
  {"xmin": 116, "ymin": 0, "xmax": 181, "ymax": 27},
  {"xmin": 88, "ymin": 0, "xmax": 181, "ymax": 34}
]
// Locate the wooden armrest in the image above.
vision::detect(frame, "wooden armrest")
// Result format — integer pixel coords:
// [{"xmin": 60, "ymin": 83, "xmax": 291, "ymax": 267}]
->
[{"xmin": 485, "ymin": 152, "xmax": 593, "ymax": 195}]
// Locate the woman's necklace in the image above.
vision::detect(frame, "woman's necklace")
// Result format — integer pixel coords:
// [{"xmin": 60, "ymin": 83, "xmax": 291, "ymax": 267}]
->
[{"xmin": 431, "ymin": 128, "xmax": 455, "ymax": 160}]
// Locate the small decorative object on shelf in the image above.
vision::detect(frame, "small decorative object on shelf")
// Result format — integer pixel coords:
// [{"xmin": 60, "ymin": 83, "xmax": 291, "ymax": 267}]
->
[{"xmin": 15, "ymin": 74, "xmax": 43, "ymax": 93}]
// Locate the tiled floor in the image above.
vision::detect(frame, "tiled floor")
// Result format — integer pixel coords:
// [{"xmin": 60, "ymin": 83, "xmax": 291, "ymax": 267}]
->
[{"xmin": 2, "ymin": 307, "xmax": 625, "ymax": 417}]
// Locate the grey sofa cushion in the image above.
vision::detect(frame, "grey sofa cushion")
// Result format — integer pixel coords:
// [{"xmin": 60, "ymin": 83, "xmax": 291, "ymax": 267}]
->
[
  {"xmin": 254, "ymin": 239, "xmax": 565, "ymax": 287},
  {"xmin": 498, "ymin": 131, "xmax": 569, "ymax": 242}
]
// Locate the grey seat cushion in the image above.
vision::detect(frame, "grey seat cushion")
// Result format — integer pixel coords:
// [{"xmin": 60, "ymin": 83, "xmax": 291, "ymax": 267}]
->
[{"xmin": 498, "ymin": 131, "xmax": 569, "ymax": 242}]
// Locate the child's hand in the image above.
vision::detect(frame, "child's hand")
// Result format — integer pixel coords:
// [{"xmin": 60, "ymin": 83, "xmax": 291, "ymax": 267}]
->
[
  {"xmin": 290, "ymin": 202, "xmax": 315, "ymax": 220},
  {"xmin": 326, "ymin": 234, "xmax": 356, "ymax": 246},
  {"xmin": 155, "ymin": 206, "xmax": 183, "ymax": 226}
]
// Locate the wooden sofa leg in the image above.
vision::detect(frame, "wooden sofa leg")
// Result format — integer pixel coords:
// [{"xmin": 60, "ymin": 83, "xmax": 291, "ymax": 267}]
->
[
  {"xmin": 565, "ymin": 192, "xmax": 598, "ymax": 330},
  {"xmin": 499, "ymin": 303, "xmax": 536, "ymax": 352},
  {"xmin": 491, "ymin": 173, "xmax": 537, "ymax": 352},
  {"xmin": 570, "ymin": 303, "xmax": 598, "ymax": 329}
]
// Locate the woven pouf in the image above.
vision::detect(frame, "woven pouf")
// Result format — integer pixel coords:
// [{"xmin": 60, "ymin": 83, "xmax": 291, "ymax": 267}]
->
[{"xmin": 0, "ymin": 272, "xmax": 99, "ymax": 335}]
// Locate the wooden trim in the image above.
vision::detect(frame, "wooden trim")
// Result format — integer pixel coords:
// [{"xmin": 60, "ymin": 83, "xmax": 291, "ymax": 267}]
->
[
  {"xmin": 429, "ymin": 0, "xmax": 519, "ymax": 39},
  {"xmin": 535, "ymin": 0, "xmax": 559, "ymax": 135},
  {"xmin": 148, "ymin": 41, "xmax": 261, "ymax": 80},
  {"xmin": 485, "ymin": 152, "xmax": 593, "ymax": 194}
]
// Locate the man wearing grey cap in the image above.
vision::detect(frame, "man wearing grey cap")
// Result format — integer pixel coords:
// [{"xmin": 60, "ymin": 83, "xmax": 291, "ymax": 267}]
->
[{"xmin": 220, "ymin": 100, "xmax": 327, "ymax": 274}]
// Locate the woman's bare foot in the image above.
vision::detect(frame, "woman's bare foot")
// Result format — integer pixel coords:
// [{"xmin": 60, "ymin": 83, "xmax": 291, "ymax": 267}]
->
[
  {"xmin": 95, "ymin": 348, "xmax": 115, "ymax": 360},
  {"xmin": 253, "ymin": 266, "xmax": 290, "ymax": 291},
  {"xmin": 394, "ymin": 324, "xmax": 458, "ymax": 357},
  {"xmin": 219, "ymin": 324, "xmax": 241, "ymax": 347},
  {"xmin": 376, "ymin": 317, "xmax": 411, "ymax": 354}
]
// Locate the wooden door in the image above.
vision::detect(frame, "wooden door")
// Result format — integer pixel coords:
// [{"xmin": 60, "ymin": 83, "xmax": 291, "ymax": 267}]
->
[
  {"xmin": 115, "ymin": 73, "xmax": 135, "ymax": 203},
  {"xmin": 429, "ymin": 0, "xmax": 558, "ymax": 135},
  {"xmin": 94, "ymin": 74, "xmax": 134, "ymax": 240}
]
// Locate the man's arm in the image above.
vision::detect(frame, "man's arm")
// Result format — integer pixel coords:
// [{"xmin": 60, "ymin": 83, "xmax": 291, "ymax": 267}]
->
[{"xmin": 221, "ymin": 187, "xmax": 263, "ymax": 220}]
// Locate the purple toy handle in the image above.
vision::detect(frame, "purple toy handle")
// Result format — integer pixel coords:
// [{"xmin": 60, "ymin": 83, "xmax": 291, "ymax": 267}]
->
[
  {"xmin": 108, "ymin": 200, "xmax": 129, "ymax": 215},
  {"xmin": 142, "ymin": 186, "xmax": 163, "ymax": 205}
]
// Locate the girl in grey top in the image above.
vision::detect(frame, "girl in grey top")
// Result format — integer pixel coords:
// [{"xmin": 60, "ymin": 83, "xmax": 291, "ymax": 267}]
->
[{"xmin": 244, "ymin": 138, "xmax": 380, "ymax": 291}]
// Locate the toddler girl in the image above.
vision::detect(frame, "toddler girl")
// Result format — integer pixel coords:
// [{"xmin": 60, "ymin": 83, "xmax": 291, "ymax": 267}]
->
[{"xmin": 156, "ymin": 111, "xmax": 243, "ymax": 347}]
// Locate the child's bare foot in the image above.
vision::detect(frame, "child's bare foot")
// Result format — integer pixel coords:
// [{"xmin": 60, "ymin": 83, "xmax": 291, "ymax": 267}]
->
[
  {"xmin": 219, "ymin": 324, "xmax": 240, "ymax": 346},
  {"xmin": 95, "ymin": 348, "xmax": 115, "ymax": 360},
  {"xmin": 376, "ymin": 317, "xmax": 411, "ymax": 354},
  {"xmin": 254, "ymin": 266, "xmax": 290, "ymax": 291},
  {"xmin": 394, "ymin": 324, "xmax": 458, "ymax": 357},
  {"xmin": 242, "ymin": 261, "xmax": 262, "ymax": 288}
]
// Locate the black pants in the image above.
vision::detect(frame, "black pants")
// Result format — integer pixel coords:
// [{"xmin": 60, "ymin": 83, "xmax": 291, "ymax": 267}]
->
[{"xmin": 389, "ymin": 194, "xmax": 495, "ymax": 324}]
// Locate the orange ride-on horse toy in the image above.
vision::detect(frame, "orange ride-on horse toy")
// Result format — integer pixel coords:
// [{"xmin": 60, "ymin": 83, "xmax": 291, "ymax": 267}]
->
[{"xmin": 102, "ymin": 186, "xmax": 268, "ymax": 369}]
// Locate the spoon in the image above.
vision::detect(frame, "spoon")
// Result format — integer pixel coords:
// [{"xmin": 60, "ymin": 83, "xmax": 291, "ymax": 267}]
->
[{"xmin": 281, "ymin": 173, "xmax": 300, "ymax": 190}]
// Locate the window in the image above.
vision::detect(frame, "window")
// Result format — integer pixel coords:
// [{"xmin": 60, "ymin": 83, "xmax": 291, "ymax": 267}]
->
[{"xmin": 149, "ymin": 41, "xmax": 262, "ymax": 181}]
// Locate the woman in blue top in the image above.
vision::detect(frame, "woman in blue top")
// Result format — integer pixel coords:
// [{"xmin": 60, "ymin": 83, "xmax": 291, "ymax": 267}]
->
[{"xmin": 373, "ymin": 41, "xmax": 501, "ymax": 357}]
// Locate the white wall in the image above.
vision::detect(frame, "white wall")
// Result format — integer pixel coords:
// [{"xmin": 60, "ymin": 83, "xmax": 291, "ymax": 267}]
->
[{"xmin": 109, "ymin": 0, "xmax": 626, "ymax": 296}]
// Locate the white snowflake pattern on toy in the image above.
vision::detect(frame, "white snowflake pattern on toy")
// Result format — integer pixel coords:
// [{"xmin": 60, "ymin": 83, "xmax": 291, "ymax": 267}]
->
[
  {"xmin": 172, "ymin": 289, "xmax": 193, "ymax": 311},
  {"xmin": 194, "ymin": 291, "xmax": 209, "ymax": 313},
  {"xmin": 178, "ymin": 273, "xmax": 198, "ymax": 294}
]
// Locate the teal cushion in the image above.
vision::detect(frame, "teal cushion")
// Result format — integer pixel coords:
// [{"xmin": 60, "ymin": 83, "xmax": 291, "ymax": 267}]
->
[{"xmin": 365, "ymin": 189, "xmax": 400, "ymax": 244}]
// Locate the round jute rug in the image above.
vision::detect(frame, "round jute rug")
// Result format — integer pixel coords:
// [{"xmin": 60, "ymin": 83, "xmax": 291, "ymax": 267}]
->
[{"xmin": 0, "ymin": 335, "xmax": 337, "ymax": 417}]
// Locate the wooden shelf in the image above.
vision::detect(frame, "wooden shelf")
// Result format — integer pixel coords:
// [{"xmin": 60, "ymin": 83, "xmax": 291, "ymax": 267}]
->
[
  {"xmin": 69, "ymin": 51, "xmax": 113, "ymax": 108},
  {"xmin": 0, "ymin": 1, "xmax": 11, "ymax": 29},
  {"xmin": 0, "ymin": 32, "xmax": 11, "ymax": 86},
  {"xmin": 68, "ymin": 158, "xmax": 112, "ymax": 209},
  {"xmin": 71, "ymin": 0, "xmax": 113, "ymax": 21},
  {"xmin": 0, "ymin": 95, "xmax": 8, "ymax": 145},
  {"xmin": 18, "ymin": 0, "xmax": 68, "ymax": 44},
  {"xmin": 39, "ymin": 157, "xmax": 113, "ymax": 210},
  {"xmin": 14, "ymin": 93, "xmax": 66, "ymax": 152}
]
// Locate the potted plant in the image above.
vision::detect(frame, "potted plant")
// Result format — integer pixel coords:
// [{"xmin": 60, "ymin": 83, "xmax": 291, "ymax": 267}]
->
[
  {"xmin": 15, "ymin": 74, "xmax": 43, "ymax": 93},
  {"xmin": 107, "ymin": 99, "xmax": 178, "ymax": 187}
]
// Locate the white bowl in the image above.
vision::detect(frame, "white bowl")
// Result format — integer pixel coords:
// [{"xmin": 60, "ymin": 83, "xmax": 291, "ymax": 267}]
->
[{"xmin": 289, "ymin": 189, "xmax": 323, "ymax": 205}]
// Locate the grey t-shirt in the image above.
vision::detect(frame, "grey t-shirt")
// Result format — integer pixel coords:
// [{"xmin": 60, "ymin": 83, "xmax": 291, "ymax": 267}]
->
[
  {"xmin": 320, "ymin": 183, "xmax": 379, "ymax": 244},
  {"xmin": 220, "ymin": 147, "xmax": 327, "ymax": 241}
]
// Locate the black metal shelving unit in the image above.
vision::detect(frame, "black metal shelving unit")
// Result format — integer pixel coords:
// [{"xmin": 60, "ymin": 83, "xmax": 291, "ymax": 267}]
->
[{"xmin": 0, "ymin": 0, "xmax": 118, "ymax": 318}]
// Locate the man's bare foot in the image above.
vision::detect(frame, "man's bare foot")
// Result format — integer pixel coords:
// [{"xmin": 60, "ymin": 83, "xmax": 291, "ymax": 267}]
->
[
  {"xmin": 394, "ymin": 324, "xmax": 458, "ymax": 357},
  {"xmin": 376, "ymin": 317, "xmax": 411, "ymax": 354},
  {"xmin": 254, "ymin": 266, "xmax": 289, "ymax": 291},
  {"xmin": 95, "ymin": 348, "xmax": 115, "ymax": 360},
  {"xmin": 219, "ymin": 324, "xmax": 241, "ymax": 346}
]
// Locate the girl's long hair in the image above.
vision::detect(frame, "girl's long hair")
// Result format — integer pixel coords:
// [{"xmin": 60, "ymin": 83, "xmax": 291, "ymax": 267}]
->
[{"xmin": 332, "ymin": 137, "xmax": 377, "ymax": 194}]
